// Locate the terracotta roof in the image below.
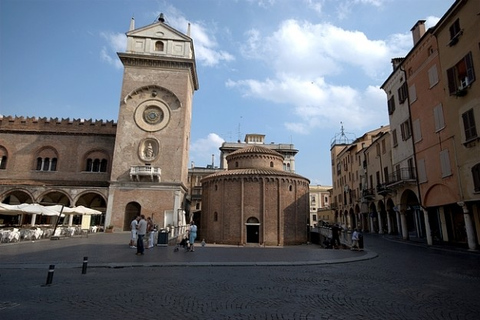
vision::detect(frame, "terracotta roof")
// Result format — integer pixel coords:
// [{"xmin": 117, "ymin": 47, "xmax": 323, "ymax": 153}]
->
[
  {"xmin": 202, "ymin": 168, "xmax": 309, "ymax": 182},
  {"xmin": 227, "ymin": 145, "xmax": 283, "ymax": 158}
]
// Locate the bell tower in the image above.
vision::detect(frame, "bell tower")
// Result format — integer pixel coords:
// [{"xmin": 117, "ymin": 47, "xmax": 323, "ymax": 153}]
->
[{"xmin": 106, "ymin": 15, "xmax": 199, "ymax": 231}]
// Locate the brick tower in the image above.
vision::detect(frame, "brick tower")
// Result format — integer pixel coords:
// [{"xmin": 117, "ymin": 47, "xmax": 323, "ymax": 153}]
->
[{"xmin": 106, "ymin": 15, "xmax": 198, "ymax": 232}]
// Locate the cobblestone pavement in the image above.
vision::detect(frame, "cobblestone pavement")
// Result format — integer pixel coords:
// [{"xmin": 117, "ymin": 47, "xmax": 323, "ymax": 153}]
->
[{"xmin": 1, "ymin": 233, "xmax": 479, "ymax": 319}]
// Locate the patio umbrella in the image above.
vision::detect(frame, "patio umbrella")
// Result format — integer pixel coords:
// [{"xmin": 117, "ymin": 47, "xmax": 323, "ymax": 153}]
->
[
  {"xmin": 70, "ymin": 205, "xmax": 102, "ymax": 215},
  {"xmin": 0, "ymin": 203, "xmax": 24, "ymax": 215},
  {"xmin": 17, "ymin": 203, "xmax": 64, "ymax": 216}
]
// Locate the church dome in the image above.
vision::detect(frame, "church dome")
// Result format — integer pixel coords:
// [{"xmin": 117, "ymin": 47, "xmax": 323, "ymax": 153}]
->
[{"xmin": 225, "ymin": 145, "xmax": 284, "ymax": 171}]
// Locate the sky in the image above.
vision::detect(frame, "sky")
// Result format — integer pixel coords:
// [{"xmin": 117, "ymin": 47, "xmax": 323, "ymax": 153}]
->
[{"xmin": 0, "ymin": 0, "xmax": 455, "ymax": 186}]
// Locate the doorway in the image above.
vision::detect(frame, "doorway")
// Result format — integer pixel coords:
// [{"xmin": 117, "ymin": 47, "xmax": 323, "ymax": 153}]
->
[{"xmin": 246, "ymin": 217, "xmax": 260, "ymax": 243}]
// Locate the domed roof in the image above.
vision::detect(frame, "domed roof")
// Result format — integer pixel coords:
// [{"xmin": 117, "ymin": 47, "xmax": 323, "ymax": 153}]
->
[
  {"xmin": 202, "ymin": 168, "xmax": 309, "ymax": 182},
  {"xmin": 227, "ymin": 145, "xmax": 283, "ymax": 158}
]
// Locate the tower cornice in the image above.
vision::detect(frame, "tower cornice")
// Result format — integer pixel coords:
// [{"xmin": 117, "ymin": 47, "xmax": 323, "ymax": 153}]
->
[{"xmin": 118, "ymin": 53, "xmax": 199, "ymax": 90}]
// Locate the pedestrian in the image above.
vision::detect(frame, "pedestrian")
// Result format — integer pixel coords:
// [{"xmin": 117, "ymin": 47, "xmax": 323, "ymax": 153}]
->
[
  {"xmin": 331, "ymin": 224, "xmax": 341, "ymax": 249},
  {"xmin": 129, "ymin": 215, "xmax": 140, "ymax": 248},
  {"xmin": 146, "ymin": 217, "xmax": 155, "ymax": 249},
  {"xmin": 136, "ymin": 215, "xmax": 147, "ymax": 255},
  {"xmin": 351, "ymin": 229, "xmax": 360, "ymax": 251},
  {"xmin": 188, "ymin": 221, "xmax": 197, "ymax": 252}
]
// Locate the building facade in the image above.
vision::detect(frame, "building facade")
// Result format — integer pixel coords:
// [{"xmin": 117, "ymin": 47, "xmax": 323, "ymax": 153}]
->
[
  {"xmin": 0, "ymin": 16, "xmax": 198, "ymax": 238},
  {"xmin": 309, "ymin": 185, "xmax": 333, "ymax": 227},
  {"xmin": 201, "ymin": 145, "xmax": 310, "ymax": 246},
  {"xmin": 331, "ymin": 0, "xmax": 480, "ymax": 250}
]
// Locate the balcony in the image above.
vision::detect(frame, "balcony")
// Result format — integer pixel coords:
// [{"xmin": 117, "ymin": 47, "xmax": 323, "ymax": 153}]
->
[
  {"xmin": 130, "ymin": 166, "xmax": 161, "ymax": 182},
  {"xmin": 386, "ymin": 168, "xmax": 416, "ymax": 188},
  {"xmin": 362, "ymin": 188, "xmax": 375, "ymax": 201},
  {"xmin": 376, "ymin": 183, "xmax": 392, "ymax": 196}
]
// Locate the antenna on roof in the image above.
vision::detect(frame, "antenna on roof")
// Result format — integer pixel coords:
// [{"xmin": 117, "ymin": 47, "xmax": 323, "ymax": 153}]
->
[{"xmin": 330, "ymin": 122, "xmax": 355, "ymax": 147}]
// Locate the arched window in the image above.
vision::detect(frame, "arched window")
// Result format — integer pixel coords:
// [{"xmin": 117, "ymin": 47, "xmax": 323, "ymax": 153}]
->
[
  {"xmin": 36, "ymin": 156, "xmax": 57, "ymax": 171},
  {"xmin": 100, "ymin": 159, "xmax": 108, "ymax": 172},
  {"xmin": 35, "ymin": 147, "xmax": 58, "ymax": 171},
  {"xmin": 155, "ymin": 41, "xmax": 164, "ymax": 51},
  {"xmin": 270, "ymin": 161, "xmax": 274, "ymax": 168},
  {"xmin": 0, "ymin": 155, "xmax": 6, "ymax": 169},
  {"xmin": 84, "ymin": 150, "xmax": 109, "ymax": 173},
  {"xmin": 214, "ymin": 212, "xmax": 218, "ymax": 221},
  {"xmin": 235, "ymin": 162, "xmax": 239, "ymax": 168},
  {"xmin": 0, "ymin": 146, "xmax": 7, "ymax": 169}
]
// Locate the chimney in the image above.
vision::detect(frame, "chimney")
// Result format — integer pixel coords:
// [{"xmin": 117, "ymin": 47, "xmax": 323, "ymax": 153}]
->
[
  {"xmin": 411, "ymin": 20, "xmax": 426, "ymax": 46},
  {"xmin": 129, "ymin": 17, "xmax": 135, "ymax": 31},
  {"xmin": 391, "ymin": 57, "xmax": 404, "ymax": 71}
]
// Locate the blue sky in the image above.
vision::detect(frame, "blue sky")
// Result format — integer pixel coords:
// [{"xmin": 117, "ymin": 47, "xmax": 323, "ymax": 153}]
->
[{"xmin": 0, "ymin": 0, "xmax": 454, "ymax": 185}]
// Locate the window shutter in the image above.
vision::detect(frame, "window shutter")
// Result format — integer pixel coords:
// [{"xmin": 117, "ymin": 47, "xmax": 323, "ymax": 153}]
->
[
  {"xmin": 408, "ymin": 84, "xmax": 417, "ymax": 103},
  {"xmin": 428, "ymin": 65, "xmax": 439, "ymax": 87},
  {"xmin": 433, "ymin": 104, "xmax": 445, "ymax": 132},
  {"xmin": 446, "ymin": 67, "xmax": 456, "ymax": 94},
  {"xmin": 440, "ymin": 149, "xmax": 452, "ymax": 178},
  {"xmin": 465, "ymin": 52, "xmax": 476, "ymax": 83},
  {"xmin": 417, "ymin": 158, "xmax": 427, "ymax": 183},
  {"xmin": 412, "ymin": 118, "xmax": 422, "ymax": 143}
]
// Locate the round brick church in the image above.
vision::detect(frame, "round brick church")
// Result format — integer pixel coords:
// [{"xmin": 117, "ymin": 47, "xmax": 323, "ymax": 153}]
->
[{"xmin": 200, "ymin": 145, "xmax": 310, "ymax": 246}]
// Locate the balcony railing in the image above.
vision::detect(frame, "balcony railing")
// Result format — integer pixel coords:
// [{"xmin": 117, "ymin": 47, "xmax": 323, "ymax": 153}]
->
[
  {"xmin": 376, "ymin": 183, "xmax": 392, "ymax": 196},
  {"xmin": 362, "ymin": 188, "xmax": 375, "ymax": 200},
  {"xmin": 387, "ymin": 168, "xmax": 416, "ymax": 187},
  {"xmin": 130, "ymin": 166, "xmax": 161, "ymax": 182}
]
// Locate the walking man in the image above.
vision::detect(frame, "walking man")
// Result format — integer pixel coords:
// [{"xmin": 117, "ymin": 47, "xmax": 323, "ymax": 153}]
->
[{"xmin": 136, "ymin": 215, "xmax": 147, "ymax": 255}]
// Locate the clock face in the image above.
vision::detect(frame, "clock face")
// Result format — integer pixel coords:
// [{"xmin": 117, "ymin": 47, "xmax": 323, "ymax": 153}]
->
[
  {"xmin": 134, "ymin": 100, "xmax": 170, "ymax": 132},
  {"xmin": 144, "ymin": 106, "xmax": 164, "ymax": 124}
]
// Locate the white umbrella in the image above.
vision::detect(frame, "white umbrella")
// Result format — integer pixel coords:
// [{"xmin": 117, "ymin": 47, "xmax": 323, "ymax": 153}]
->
[
  {"xmin": 70, "ymin": 205, "xmax": 102, "ymax": 215},
  {"xmin": 0, "ymin": 203, "xmax": 24, "ymax": 215},
  {"xmin": 17, "ymin": 203, "xmax": 64, "ymax": 216}
]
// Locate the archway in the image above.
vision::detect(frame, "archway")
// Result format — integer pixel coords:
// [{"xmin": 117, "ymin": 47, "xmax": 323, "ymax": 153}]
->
[
  {"xmin": 123, "ymin": 202, "xmax": 141, "ymax": 231},
  {"xmin": 246, "ymin": 217, "xmax": 260, "ymax": 243},
  {"xmin": 400, "ymin": 189, "xmax": 423, "ymax": 239},
  {"xmin": 1, "ymin": 190, "xmax": 34, "ymax": 225},
  {"xmin": 75, "ymin": 192, "xmax": 107, "ymax": 227}
]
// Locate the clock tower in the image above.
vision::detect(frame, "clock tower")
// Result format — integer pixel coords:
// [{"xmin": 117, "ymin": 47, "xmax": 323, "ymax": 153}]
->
[{"xmin": 106, "ymin": 15, "xmax": 198, "ymax": 232}]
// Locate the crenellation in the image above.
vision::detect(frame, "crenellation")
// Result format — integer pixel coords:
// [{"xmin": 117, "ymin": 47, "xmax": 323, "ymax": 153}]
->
[{"xmin": 0, "ymin": 115, "xmax": 117, "ymax": 134}]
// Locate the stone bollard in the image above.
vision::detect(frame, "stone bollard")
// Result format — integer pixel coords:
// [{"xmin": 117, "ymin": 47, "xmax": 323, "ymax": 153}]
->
[
  {"xmin": 44, "ymin": 265, "xmax": 55, "ymax": 286},
  {"xmin": 82, "ymin": 256, "xmax": 88, "ymax": 274}
]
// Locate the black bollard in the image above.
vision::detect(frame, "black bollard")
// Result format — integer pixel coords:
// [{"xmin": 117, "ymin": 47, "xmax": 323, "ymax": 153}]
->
[
  {"xmin": 45, "ymin": 265, "xmax": 55, "ymax": 286},
  {"xmin": 82, "ymin": 256, "xmax": 88, "ymax": 274}
]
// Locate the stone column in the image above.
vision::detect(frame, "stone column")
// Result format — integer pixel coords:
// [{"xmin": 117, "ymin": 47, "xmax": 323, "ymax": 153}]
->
[
  {"xmin": 398, "ymin": 204, "xmax": 408, "ymax": 240},
  {"xmin": 458, "ymin": 202, "xmax": 477, "ymax": 251},
  {"xmin": 378, "ymin": 211, "xmax": 384, "ymax": 234},
  {"xmin": 422, "ymin": 207, "xmax": 432, "ymax": 246},
  {"xmin": 369, "ymin": 214, "xmax": 374, "ymax": 233},
  {"xmin": 396, "ymin": 210, "xmax": 402, "ymax": 235},
  {"xmin": 386, "ymin": 210, "xmax": 392, "ymax": 234}
]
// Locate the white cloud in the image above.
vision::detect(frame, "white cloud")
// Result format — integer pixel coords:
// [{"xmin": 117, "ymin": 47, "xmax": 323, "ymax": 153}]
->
[
  {"xmin": 241, "ymin": 20, "xmax": 397, "ymax": 79},
  {"xmin": 167, "ymin": 12, "xmax": 235, "ymax": 67},
  {"xmin": 425, "ymin": 15, "xmax": 441, "ymax": 29},
  {"xmin": 190, "ymin": 133, "xmax": 225, "ymax": 167},
  {"xmin": 100, "ymin": 32, "xmax": 125, "ymax": 69},
  {"xmin": 229, "ymin": 18, "xmax": 404, "ymax": 134},
  {"xmin": 227, "ymin": 74, "xmax": 387, "ymax": 134}
]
